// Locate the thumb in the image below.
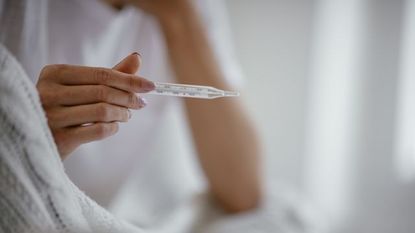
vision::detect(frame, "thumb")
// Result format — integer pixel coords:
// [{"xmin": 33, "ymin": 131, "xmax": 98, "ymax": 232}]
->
[{"xmin": 113, "ymin": 52, "xmax": 141, "ymax": 74}]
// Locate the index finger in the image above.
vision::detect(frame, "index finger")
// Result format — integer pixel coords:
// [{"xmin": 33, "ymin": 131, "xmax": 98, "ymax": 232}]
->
[{"xmin": 55, "ymin": 65, "xmax": 155, "ymax": 93}]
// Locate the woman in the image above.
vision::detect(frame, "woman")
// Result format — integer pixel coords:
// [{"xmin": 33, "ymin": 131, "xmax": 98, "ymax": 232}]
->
[
  {"xmin": 0, "ymin": 0, "xmax": 317, "ymax": 232},
  {"xmin": 45, "ymin": 0, "xmax": 262, "ymax": 220}
]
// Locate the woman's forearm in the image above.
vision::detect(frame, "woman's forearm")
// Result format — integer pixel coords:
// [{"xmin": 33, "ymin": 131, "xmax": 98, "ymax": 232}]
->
[{"xmin": 157, "ymin": 3, "xmax": 263, "ymax": 212}]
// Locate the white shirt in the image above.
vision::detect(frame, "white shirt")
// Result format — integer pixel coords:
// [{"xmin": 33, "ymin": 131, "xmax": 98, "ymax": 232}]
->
[
  {"xmin": 0, "ymin": 1, "xmax": 321, "ymax": 232},
  {"xmin": 47, "ymin": 0, "xmax": 243, "ymax": 227},
  {"xmin": 49, "ymin": 0, "xmax": 244, "ymax": 224}
]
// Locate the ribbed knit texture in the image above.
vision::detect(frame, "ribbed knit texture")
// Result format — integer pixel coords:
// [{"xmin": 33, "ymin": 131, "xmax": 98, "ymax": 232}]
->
[{"xmin": 0, "ymin": 44, "xmax": 142, "ymax": 233}]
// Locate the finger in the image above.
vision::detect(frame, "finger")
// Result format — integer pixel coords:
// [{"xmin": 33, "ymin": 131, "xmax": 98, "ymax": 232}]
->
[
  {"xmin": 113, "ymin": 52, "xmax": 141, "ymax": 74},
  {"xmin": 57, "ymin": 85, "xmax": 146, "ymax": 109},
  {"xmin": 53, "ymin": 64, "xmax": 155, "ymax": 93},
  {"xmin": 48, "ymin": 103, "xmax": 132, "ymax": 128},
  {"xmin": 62, "ymin": 122, "xmax": 119, "ymax": 146}
]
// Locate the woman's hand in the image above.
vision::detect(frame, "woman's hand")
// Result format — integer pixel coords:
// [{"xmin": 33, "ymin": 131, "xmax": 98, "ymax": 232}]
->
[{"xmin": 36, "ymin": 53, "xmax": 154, "ymax": 159}]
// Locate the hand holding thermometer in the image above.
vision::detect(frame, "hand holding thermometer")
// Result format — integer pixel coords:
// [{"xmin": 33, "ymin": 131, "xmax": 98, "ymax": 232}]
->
[{"xmin": 147, "ymin": 82, "xmax": 240, "ymax": 99}]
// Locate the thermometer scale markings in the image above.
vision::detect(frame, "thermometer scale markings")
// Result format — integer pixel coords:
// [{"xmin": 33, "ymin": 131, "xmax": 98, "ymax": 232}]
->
[{"xmin": 148, "ymin": 82, "xmax": 239, "ymax": 99}]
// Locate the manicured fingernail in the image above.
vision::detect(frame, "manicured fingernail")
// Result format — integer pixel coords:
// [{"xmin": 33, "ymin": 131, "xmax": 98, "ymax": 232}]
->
[
  {"xmin": 142, "ymin": 80, "xmax": 155, "ymax": 91},
  {"xmin": 138, "ymin": 97, "xmax": 147, "ymax": 108},
  {"xmin": 127, "ymin": 109, "xmax": 132, "ymax": 119},
  {"xmin": 131, "ymin": 52, "xmax": 141, "ymax": 57}
]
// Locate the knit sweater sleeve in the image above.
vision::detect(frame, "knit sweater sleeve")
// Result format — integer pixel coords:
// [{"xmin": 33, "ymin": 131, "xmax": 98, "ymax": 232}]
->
[{"xmin": 0, "ymin": 44, "xmax": 142, "ymax": 233}]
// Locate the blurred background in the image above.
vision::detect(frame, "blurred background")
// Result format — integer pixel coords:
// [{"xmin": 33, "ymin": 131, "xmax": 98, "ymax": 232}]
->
[{"xmin": 224, "ymin": 0, "xmax": 415, "ymax": 232}]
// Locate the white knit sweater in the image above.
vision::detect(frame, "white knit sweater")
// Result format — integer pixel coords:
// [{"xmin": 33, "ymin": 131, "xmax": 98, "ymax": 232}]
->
[{"xmin": 0, "ymin": 44, "xmax": 142, "ymax": 233}]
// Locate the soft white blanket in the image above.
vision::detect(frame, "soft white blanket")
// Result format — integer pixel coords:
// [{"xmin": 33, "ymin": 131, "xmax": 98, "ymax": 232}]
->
[{"xmin": 0, "ymin": 44, "xmax": 142, "ymax": 233}]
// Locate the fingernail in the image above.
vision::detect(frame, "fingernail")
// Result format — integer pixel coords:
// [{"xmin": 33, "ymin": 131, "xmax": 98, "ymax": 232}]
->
[
  {"xmin": 127, "ymin": 109, "xmax": 132, "ymax": 119},
  {"xmin": 138, "ymin": 97, "xmax": 147, "ymax": 108},
  {"xmin": 131, "ymin": 52, "xmax": 141, "ymax": 58},
  {"xmin": 142, "ymin": 80, "xmax": 155, "ymax": 91}
]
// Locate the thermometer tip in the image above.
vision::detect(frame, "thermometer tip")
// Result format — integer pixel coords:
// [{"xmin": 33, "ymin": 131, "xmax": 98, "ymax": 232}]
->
[{"xmin": 224, "ymin": 91, "xmax": 240, "ymax": 97}]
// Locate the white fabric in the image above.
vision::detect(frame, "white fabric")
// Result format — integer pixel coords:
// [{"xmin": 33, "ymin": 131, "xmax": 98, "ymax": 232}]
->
[
  {"xmin": 0, "ymin": 0, "xmax": 321, "ymax": 232},
  {"xmin": 46, "ymin": 2, "xmax": 278, "ymax": 232},
  {"xmin": 0, "ymin": 43, "xmax": 141, "ymax": 233},
  {"xmin": 47, "ymin": 0, "xmax": 243, "ymax": 208},
  {"xmin": 48, "ymin": 0, "xmax": 254, "ymax": 230},
  {"xmin": 49, "ymin": 0, "xmax": 184, "ymax": 206},
  {"xmin": 0, "ymin": 0, "xmax": 49, "ymax": 80}
]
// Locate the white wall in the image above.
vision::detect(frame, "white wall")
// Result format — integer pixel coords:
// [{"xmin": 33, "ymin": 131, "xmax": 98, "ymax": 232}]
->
[
  {"xmin": 225, "ymin": 0, "xmax": 314, "ymax": 189},
  {"xmin": 225, "ymin": 1, "xmax": 415, "ymax": 233}
]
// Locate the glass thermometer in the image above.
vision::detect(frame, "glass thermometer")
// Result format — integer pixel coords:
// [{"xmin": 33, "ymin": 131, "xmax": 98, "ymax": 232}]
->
[{"xmin": 147, "ymin": 82, "xmax": 240, "ymax": 99}]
